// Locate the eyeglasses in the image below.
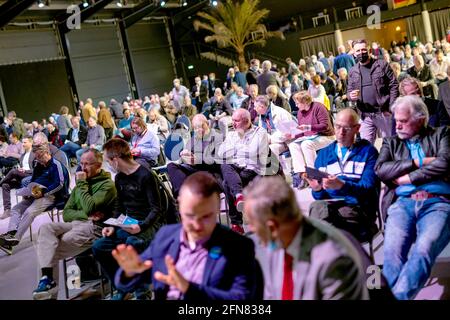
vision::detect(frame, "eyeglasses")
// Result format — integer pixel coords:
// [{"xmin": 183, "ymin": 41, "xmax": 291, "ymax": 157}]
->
[
  {"xmin": 335, "ymin": 124, "xmax": 357, "ymax": 132},
  {"xmin": 80, "ymin": 162, "xmax": 97, "ymax": 167}
]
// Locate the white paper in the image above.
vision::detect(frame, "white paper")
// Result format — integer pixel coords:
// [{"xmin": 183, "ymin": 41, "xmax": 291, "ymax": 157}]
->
[
  {"xmin": 104, "ymin": 214, "xmax": 139, "ymax": 228},
  {"xmin": 276, "ymin": 120, "xmax": 303, "ymax": 136}
]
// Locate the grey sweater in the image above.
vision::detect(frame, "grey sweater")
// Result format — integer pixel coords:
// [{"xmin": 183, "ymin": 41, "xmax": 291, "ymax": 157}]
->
[{"xmin": 87, "ymin": 125, "xmax": 105, "ymax": 146}]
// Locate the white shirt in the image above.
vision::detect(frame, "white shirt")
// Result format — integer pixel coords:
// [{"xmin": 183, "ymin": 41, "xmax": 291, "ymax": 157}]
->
[
  {"xmin": 217, "ymin": 126, "xmax": 270, "ymax": 175},
  {"xmin": 263, "ymin": 227, "xmax": 302, "ymax": 300},
  {"xmin": 22, "ymin": 151, "xmax": 31, "ymax": 171}
]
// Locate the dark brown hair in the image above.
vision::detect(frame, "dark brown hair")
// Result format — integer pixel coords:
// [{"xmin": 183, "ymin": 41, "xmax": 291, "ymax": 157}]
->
[{"xmin": 179, "ymin": 172, "xmax": 221, "ymax": 199}]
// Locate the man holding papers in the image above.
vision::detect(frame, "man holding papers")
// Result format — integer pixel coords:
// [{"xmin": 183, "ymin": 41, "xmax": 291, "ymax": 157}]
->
[{"xmin": 306, "ymin": 109, "xmax": 380, "ymax": 243}]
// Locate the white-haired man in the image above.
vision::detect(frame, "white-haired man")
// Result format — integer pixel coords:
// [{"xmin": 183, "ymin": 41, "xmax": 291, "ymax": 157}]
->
[{"xmin": 375, "ymin": 95, "xmax": 450, "ymax": 300}]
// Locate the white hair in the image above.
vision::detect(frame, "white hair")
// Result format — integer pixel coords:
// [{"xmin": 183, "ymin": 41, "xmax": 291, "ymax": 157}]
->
[
  {"xmin": 262, "ymin": 60, "xmax": 272, "ymax": 71},
  {"xmin": 391, "ymin": 95, "xmax": 429, "ymax": 126}
]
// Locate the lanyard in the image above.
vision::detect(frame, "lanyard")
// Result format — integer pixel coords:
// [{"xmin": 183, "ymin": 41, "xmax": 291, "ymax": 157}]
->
[
  {"xmin": 336, "ymin": 144, "xmax": 352, "ymax": 173},
  {"xmin": 133, "ymin": 129, "xmax": 147, "ymax": 149}
]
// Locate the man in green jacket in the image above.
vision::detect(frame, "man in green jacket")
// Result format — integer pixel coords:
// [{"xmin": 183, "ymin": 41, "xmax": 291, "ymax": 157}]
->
[{"xmin": 32, "ymin": 149, "xmax": 117, "ymax": 300}]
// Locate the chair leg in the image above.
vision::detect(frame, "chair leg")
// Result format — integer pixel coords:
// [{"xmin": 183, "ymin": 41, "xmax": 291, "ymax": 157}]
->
[
  {"xmin": 369, "ymin": 240, "xmax": 375, "ymax": 264},
  {"xmin": 62, "ymin": 259, "xmax": 70, "ymax": 300}
]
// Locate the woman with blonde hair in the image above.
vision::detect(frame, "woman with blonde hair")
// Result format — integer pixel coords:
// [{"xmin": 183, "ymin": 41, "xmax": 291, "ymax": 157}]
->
[
  {"xmin": 148, "ymin": 108, "xmax": 170, "ymax": 142},
  {"xmin": 308, "ymin": 74, "xmax": 328, "ymax": 109}
]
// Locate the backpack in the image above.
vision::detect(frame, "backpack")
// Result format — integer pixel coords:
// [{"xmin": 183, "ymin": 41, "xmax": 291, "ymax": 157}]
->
[{"xmin": 149, "ymin": 168, "xmax": 180, "ymax": 225}]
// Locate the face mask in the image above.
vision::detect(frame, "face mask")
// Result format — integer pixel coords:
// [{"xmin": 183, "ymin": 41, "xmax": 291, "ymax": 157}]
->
[
  {"xmin": 106, "ymin": 160, "xmax": 118, "ymax": 174},
  {"xmin": 355, "ymin": 51, "xmax": 369, "ymax": 64},
  {"xmin": 267, "ymin": 238, "xmax": 283, "ymax": 251}
]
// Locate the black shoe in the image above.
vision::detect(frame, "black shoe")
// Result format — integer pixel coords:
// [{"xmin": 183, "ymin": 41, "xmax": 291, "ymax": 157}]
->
[
  {"xmin": 0, "ymin": 242, "xmax": 13, "ymax": 255},
  {"xmin": 0, "ymin": 234, "xmax": 19, "ymax": 247}
]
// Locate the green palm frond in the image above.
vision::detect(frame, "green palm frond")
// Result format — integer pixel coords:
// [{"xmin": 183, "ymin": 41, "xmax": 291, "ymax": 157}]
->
[{"xmin": 193, "ymin": 0, "xmax": 284, "ymax": 69}]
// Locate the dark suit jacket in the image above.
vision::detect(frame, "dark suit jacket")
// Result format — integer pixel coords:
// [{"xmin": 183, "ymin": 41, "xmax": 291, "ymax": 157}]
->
[
  {"xmin": 407, "ymin": 65, "xmax": 435, "ymax": 97},
  {"xmin": 246, "ymin": 69, "xmax": 259, "ymax": 85},
  {"xmin": 19, "ymin": 150, "xmax": 34, "ymax": 174},
  {"xmin": 257, "ymin": 71, "xmax": 280, "ymax": 94},
  {"xmin": 438, "ymin": 80, "xmax": 450, "ymax": 118},
  {"xmin": 65, "ymin": 125, "xmax": 88, "ymax": 146},
  {"xmin": 115, "ymin": 223, "xmax": 262, "ymax": 300}
]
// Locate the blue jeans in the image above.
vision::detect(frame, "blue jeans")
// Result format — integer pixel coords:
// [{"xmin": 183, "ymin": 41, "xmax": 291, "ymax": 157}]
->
[
  {"xmin": 91, "ymin": 229, "xmax": 149, "ymax": 283},
  {"xmin": 383, "ymin": 196, "xmax": 450, "ymax": 300},
  {"xmin": 60, "ymin": 141, "xmax": 81, "ymax": 159}
]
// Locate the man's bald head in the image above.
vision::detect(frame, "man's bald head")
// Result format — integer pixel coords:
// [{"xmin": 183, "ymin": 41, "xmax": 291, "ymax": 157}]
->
[
  {"xmin": 233, "ymin": 108, "xmax": 251, "ymax": 121},
  {"xmin": 336, "ymin": 108, "xmax": 360, "ymax": 125}
]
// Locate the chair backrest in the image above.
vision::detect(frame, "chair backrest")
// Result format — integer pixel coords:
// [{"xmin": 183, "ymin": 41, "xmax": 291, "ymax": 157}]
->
[
  {"xmin": 163, "ymin": 133, "xmax": 185, "ymax": 162},
  {"xmin": 175, "ymin": 115, "xmax": 191, "ymax": 131},
  {"xmin": 339, "ymin": 229, "xmax": 396, "ymax": 300}
]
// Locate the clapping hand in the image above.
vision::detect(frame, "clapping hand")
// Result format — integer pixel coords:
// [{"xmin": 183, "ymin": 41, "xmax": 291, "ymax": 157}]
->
[
  {"xmin": 154, "ymin": 255, "xmax": 189, "ymax": 294},
  {"xmin": 112, "ymin": 244, "xmax": 152, "ymax": 278}
]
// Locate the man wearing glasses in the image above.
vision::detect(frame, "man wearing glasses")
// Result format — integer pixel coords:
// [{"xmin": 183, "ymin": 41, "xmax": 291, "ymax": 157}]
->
[
  {"xmin": 0, "ymin": 144, "xmax": 70, "ymax": 255},
  {"xmin": 32, "ymin": 149, "xmax": 116, "ymax": 299},
  {"xmin": 306, "ymin": 109, "xmax": 380, "ymax": 243}
]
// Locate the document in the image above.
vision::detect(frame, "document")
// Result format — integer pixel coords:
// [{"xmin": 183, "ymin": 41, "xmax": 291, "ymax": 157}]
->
[
  {"xmin": 104, "ymin": 214, "xmax": 139, "ymax": 228},
  {"xmin": 305, "ymin": 166, "xmax": 330, "ymax": 182},
  {"xmin": 276, "ymin": 120, "xmax": 304, "ymax": 136}
]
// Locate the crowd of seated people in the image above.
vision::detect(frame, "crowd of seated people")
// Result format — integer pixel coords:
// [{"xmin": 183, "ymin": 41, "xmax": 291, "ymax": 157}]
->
[{"xmin": 0, "ymin": 34, "xmax": 449, "ymax": 301}]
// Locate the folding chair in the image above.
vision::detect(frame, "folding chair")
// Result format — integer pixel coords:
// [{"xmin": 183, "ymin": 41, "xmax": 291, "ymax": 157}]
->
[{"xmin": 62, "ymin": 248, "xmax": 107, "ymax": 300}]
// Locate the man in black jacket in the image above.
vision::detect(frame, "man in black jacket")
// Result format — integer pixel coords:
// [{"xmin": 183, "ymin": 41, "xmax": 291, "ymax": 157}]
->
[
  {"xmin": 246, "ymin": 58, "xmax": 260, "ymax": 86},
  {"xmin": 375, "ymin": 95, "xmax": 450, "ymax": 300},
  {"xmin": 92, "ymin": 138, "xmax": 166, "ymax": 300},
  {"xmin": 60, "ymin": 116, "xmax": 87, "ymax": 160},
  {"xmin": 348, "ymin": 39, "xmax": 399, "ymax": 144},
  {"xmin": 407, "ymin": 55, "xmax": 437, "ymax": 98}
]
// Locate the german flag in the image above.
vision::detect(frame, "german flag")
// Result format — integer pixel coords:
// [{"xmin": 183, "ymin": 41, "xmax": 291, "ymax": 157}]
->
[{"xmin": 393, "ymin": 0, "xmax": 417, "ymax": 10}]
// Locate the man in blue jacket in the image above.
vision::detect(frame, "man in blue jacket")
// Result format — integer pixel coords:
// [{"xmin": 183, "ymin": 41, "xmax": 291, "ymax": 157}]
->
[
  {"xmin": 112, "ymin": 171, "xmax": 261, "ymax": 300},
  {"xmin": 306, "ymin": 108, "xmax": 380, "ymax": 242},
  {"xmin": 0, "ymin": 143, "xmax": 69, "ymax": 254}
]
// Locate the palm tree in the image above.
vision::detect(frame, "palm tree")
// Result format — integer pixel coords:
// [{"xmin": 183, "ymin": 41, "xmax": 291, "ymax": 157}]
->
[{"xmin": 193, "ymin": 0, "xmax": 285, "ymax": 71}]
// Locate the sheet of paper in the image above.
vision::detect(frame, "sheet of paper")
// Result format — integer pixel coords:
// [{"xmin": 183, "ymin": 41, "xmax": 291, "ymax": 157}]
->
[
  {"xmin": 276, "ymin": 120, "xmax": 304, "ymax": 136},
  {"xmin": 104, "ymin": 214, "xmax": 139, "ymax": 228}
]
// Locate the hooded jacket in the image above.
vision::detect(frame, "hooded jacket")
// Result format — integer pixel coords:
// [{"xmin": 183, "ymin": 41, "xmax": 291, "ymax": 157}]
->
[{"xmin": 63, "ymin": 169, "xmax": 117, "ymax": 222}]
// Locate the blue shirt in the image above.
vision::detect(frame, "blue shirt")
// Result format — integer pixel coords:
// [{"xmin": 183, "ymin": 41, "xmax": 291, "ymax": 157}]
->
[{"xmin": 396, "ymin": 138, "xmax": 450, "ymax": 196}]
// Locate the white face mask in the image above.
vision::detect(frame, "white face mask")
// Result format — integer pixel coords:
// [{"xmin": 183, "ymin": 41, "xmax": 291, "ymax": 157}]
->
[{"xmin": 106, "ymin": 160, "xmax": 118, "ymax": 174}]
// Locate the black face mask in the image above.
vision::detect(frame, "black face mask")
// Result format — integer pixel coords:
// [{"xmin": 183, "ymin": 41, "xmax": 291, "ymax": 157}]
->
[{"xmin": 355, "ymin": 51, "xmax": 370, "ymax": 64}]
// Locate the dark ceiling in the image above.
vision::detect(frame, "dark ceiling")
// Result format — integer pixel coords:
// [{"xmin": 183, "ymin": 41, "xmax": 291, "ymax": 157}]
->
[{"xmin": 1, "ymin": 0, "xmax": 373, "ymax": 24}]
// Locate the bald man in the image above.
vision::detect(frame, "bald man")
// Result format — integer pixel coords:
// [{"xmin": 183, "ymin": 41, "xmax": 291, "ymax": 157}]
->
[
  {"xmin": 217, "ymin": 108, "xmax": 272, "ymax": 234},
  {"xmin": 306, "ymin": 109, "xmax": 380, "ymax": 243},
  {"xmin": 167, "ymin": 114, "xmax": 223, "ymax": 198}
]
